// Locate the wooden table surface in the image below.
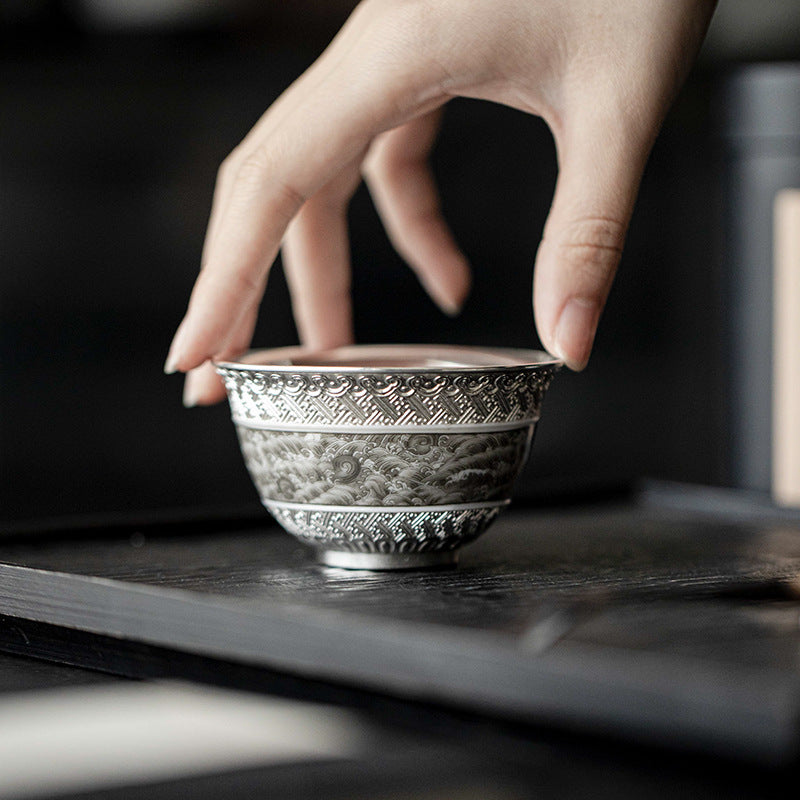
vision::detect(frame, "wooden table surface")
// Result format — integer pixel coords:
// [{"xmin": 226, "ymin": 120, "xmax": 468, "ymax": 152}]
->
[{"xmin": 1, "ymin": 485, "xmax": 799, "ymax": 797}]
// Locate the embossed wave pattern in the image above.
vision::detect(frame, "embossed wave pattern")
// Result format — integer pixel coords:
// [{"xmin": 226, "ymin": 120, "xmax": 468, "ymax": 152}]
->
[{"xmin": 238, "ymin": 428, "xmax": 532, "ymax": 506}]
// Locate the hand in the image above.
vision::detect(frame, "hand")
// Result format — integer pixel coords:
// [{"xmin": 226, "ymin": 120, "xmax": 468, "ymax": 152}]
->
[{"xmin": 165, "ymin": 0, "xmax": 717, "ymax": 406}]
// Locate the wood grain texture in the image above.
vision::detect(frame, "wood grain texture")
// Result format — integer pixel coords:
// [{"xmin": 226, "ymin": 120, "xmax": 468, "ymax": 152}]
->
[{"xmin": 1, "ymin": 495, "xmax": 800, "ymax": 762}]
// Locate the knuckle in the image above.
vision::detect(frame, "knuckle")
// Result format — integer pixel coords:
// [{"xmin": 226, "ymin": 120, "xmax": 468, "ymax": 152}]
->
[
  {"xmin": 560, "ymin": 216, "xmax": 626, "ymax": 252},
  {"xmin": 234, "ymin": 150, "xmax": 272, "ymax": 190},
  {"xmin": 215, "ymin": 271, "xmax": 265, "ymax": 316},
  {"xmin": 217, "ymin": 149, "xmax": 240, "ymax": 182},
  {"xmin": 342, "ymin": 2, "xmax": 441, "ymax": 125},
  {"xmin": 199, "ymin": 262, "xmax": 261, "ymax": 301},
  {"xmin": 230, "ymin": 268, "xmax": 263, "ymax": 299},
  {"xmin": 232, "ymin": 149, "xmax": 306, "ymax": 221},
  {"xmin": 553, "ymin": 216, "xmax": 626, "ymax": 289},
  {"xmin": 359, "ymin": 0, "xmax": 434, "ymax": 69},
  {"xmin": 271, "ymin": 179, "xmax": 306, "ymax": 217}
]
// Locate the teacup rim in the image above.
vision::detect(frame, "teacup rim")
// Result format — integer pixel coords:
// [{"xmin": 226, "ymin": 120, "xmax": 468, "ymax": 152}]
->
[{"xmin": 214, "ymin": 344, "xmax": 563, "ymax": 373}]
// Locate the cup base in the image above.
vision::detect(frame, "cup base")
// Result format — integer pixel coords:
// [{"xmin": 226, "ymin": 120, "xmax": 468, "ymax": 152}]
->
[{"xmin": 319, "ymin": 549, "xmax": 458, "ymax": 571}]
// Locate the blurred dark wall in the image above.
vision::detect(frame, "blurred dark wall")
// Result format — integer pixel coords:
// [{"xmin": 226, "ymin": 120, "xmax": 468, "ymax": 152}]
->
[{"xmin": 0, "ymin": 5, "xmax": 789, "ymax": 523}]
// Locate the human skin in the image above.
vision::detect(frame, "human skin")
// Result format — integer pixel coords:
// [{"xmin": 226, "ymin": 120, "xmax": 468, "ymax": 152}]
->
[{"xmin": 165, "ymin": 0, "xmax": 717, "ymax": 406}]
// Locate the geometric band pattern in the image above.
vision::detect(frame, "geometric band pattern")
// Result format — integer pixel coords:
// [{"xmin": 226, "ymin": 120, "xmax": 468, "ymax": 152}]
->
[
  {"xmin": 265, "ymin": 502, "xmax": 505, "ymax": 554},
  {"xmin": 218, "ymin": 365, "xmax": 559, "ymax": 429}
]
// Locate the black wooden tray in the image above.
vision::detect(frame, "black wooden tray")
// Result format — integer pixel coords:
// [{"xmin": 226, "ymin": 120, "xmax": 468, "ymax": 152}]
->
[{"xmin": 1, "ymin": 485, "xmax": 799, "ymax": 764}]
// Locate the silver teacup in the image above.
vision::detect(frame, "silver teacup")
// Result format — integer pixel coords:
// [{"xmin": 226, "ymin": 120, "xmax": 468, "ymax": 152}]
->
[{"xmin": 216, "ymin": 345, "xmax": 560, "ymax": 570}]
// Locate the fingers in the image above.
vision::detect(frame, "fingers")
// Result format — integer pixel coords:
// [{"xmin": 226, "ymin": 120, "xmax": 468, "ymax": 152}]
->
[
  {"xmin": 533, "ymin": 112, "xmax": 652, "ymax": 371},
  {"xmin": 183, "ymin": 159, "xmax": 360, "ymax": 408},
  {"xmin": 529, "ymin": 0, "xmax": 718, "ymax": 371},
  {"xmin": 165, "ymin": 5, "xmax": 448, "ymax": 377},
  {"xmin": 281, "ymin": 160, "xmax": 363, "ymax": 350},
  {"xmin": 182, "ymin": 361, "xmax": 225, "ymax": 408},
  {"xmin": 181, "ymin": 301, "xmax": 259, "ymax": 407},
  {"xmin": 364, "ymin": 110, "xmax": 471, "ymax": 315},
  {"xmin": 199, "ymin": 7, "xmax": 369, "ymax": 273}
]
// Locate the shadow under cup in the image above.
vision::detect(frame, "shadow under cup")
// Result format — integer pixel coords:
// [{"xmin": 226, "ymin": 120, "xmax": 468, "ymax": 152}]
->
[{"xmin": 216, "ymin": 345, "xmax": 561, "ymax": 570}]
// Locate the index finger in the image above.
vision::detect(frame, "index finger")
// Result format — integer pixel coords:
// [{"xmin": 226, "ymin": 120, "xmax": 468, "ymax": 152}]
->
[{"xmin": 166, "ymin": 21, "xmax": 447, "ymax": 373}]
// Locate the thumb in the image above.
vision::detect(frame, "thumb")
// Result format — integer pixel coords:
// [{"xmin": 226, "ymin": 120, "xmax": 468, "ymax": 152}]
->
[{"xmin": 533, "ymin": 120, "xmax": 652, "ymax": 370}]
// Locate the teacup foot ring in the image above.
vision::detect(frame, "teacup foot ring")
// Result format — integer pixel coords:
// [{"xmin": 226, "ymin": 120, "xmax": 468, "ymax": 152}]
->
[{"xmin": 319, "ymin": 549, "xmax": 458, "ymax": 571}]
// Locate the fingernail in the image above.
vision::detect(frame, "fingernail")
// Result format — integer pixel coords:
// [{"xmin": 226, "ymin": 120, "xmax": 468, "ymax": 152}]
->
[
  {"xmin": 438, "ymin": 277, "xmax": 470, "ymax": 317},
  {"xmin": 182, "ymin": 380, "xmax": 198, "ymax": 408},
  {"xmin": 164, "ymin": 353, "xmax": 179, "ymax": 375},
  {"xmin": 164, "ymin": 325, "xmax": 185, "ymax": 375},
  {"xmin": 439, "ymin": 297, "xmax": 464, "ymax": 317},
  {"xmin": 553, "ymin": 298, "xmax": 600, "ymax": 370}
]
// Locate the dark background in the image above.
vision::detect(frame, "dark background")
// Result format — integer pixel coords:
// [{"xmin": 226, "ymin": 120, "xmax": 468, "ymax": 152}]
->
[{"xmin": 2, "ymin": 1, "xmax": 798, "ymax": 524}]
